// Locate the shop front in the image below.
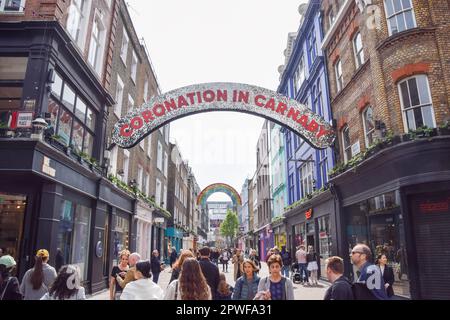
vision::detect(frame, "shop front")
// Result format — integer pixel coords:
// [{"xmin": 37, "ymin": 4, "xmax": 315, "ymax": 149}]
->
[
  {"xmin": 332, "ymin": 137, "xmax": 450, "ymax": 299},
  {"xmin": 135, "ymin": 202, "xmax": 153, "ymax": 260},
  {"xmin": 165, "ymin": 227, "xmax": 183, "ymax": 256},
  {"xmin": 272, "ymin": 223, "xmax": 287, "ymax": 250},
  {"xmin": 258, "ymin": 224, "xmax": 274, "ymax": 261},
  {"xmin": 285, "ymin": 190, "xmax": 336, "ymax": 279}
]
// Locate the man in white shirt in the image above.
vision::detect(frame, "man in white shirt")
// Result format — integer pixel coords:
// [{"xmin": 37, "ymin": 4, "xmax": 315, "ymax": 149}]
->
[{"xmin": 295, "ymin": 245, "xmax": 308, "ymax": 284}]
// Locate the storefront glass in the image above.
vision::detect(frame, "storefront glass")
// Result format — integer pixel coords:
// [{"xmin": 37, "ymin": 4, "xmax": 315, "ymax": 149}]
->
[
  {"xmin": 0, "ymin": 193, "xmax": 26, "ymax": 268},
  {"xmin": 345, "ymin": 190, "xmax": 410, "ymax": 298},
  {"xmin": 112, "ymin": 215, "xmax": 129, "ymax": 264},
  {"xmin": 293, "ymin": 223, "xmax": 306, "ymax": 248},
  {"xmin": 318, "ymin": 215, "xmax": 331, "ymax": 277},
  {"xmin": 56, "ymin": 199, "xmax": 91, "ymax": 281}
]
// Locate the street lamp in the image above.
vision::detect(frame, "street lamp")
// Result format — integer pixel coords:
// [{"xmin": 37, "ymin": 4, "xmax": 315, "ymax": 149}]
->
[{"xmin": 31, "ymin": 117, "xmax": 48, "ymax": 140}]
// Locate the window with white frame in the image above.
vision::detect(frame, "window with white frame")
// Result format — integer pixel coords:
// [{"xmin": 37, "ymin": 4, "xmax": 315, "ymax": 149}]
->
[
  {"xmin": 164, "ymin": 152, "xmax": 168, "ymax": 177},
  {"xmin": 163, "ymin": 185, "xmax": 167, "ymax": 208},
  {"xmin": 362, "ymin": 106, "xmax": 375, "ymax": 147},
  {"xmin": 157, "ymin": 141, "xmax": 163, "ymax": 171},
  {"xmin": 120, "ymin": 28, "xmax": 129, "ymax": 64},
  {"xmin": 109, "ymin": 145, "xmax": 118, "ymax": 175},
  {"xmin": 300, "ymin": 158, "xmax": 314, "ymax": 198},
  {"xmin": 114, "ymin": 75, "xmax": 124, "ymax": 117},
  {"xmin": 137, "ymin": 165, "xmax": 143, "ymax": 189},
  {"xmin": 398, "ymin": 75, "xmax": 435, "ymax": 131},
  {"xmin": 128, "ymin": 94, "xmax": 134, "ymax": 111},
  {"xmin": 123, "ymin": 150, "xmax": 130, "ymax": 183},
  {"xmin": 0, "ymin": 0, "xmax": 26, "ymax": 12},
  {"xmin": 143, "ymin": 79, "xmax": 148, "ymax": 102},
  {"xmin": 384, "ymin": 0, "xmax": 416, "ymax": 35},
  {"xmin": 353, "ymin": 32, "xmax": 364, "ymax": 68},
  {"xmin": 143, "ymin": 172, "xmax": 149, "ymax": 196},
  {"xmin": 147, "ymin": 135, "xmax": 152, "ymax": 158},
  {"xmin": 342, "ymin": 125, "xmax": 352, "ymax": 163},
  {"xmin": 155, "ymin": 178, "xmax": 162, "ymax": 205},
  {"xmin": 66, "ymin": 0, "xmax": 90, "ymax": 51},
  {"xmin": 335, "ymin": 59, "xmax": 343, "ymax": 92},
  {"xmin": 318, "ymin": 150, "xmax": 328, "ymax": 188},
  {"xmin": 294, "ymin": 57, "xmax": 305, "ymax": 94},
  {"xmin": 88, "ymin": 13, "xmax": 106, "ymax": 76},
  {"xmin": 288, "ymin": 173, "xmax": 295, "ymax": 204},
  {"xmin": 131, "ymin": 51, "xmax": 138, "ymax": 83}
]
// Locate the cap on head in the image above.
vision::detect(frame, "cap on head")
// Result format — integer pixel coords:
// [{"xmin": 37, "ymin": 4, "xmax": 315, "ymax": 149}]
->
[
  {"xmin": 36, "ymin": 249, "xmax": 49, "ymax": 258},
  {"xmin": 0, "ymin": 255, "xmax": 16, "ymax": 268}
]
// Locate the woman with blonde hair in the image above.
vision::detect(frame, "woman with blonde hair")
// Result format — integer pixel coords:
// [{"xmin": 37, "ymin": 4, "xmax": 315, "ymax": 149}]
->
[
  {"xmin": 110, "ymin": 249, "xmax": 130, "ymax": 300},
  {"xmin": 169, "ymin": 249, "xmax": 194, "ymax": 284},
  {"xmin": 232, "ymin": 259, "xmax": 260, "ymax": 300},
  {"xmin": 164, "ymin": 258, "xmax": 212, "ymax": 300}
]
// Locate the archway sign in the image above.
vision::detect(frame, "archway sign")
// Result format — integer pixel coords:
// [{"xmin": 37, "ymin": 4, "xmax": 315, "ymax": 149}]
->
[
  {"xmin": 197, "ymin": 183, "xmax": 242, "ymax": 208},
  {"xmin": 112, "ymin": 83, "xmax": 335, "ymax": 149}
]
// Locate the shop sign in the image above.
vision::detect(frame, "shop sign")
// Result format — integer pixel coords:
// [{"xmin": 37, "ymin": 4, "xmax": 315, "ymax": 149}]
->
[
  {"xmin": 112, "ymin": 83, "xmax": 335, "ymax": 150},
  {"xmin": 420, "ymin": 201, "xmax": 449, "ymax": 214},
  {"xmin": 23, "ymin": 99, "xmax": 36, "ymax": 110},
  {"xmin": 319, "ymin": 231, "xmax": 327, "ymax": 239},
  {"xmin": 305, "ymin": 208, "xmax": 313, "ymax": 220},
  {"xmin": 16, "ymin": 111, "xmax": 33, "ymax": 128},
  {"xmin": 42, "ymin": 156, "xmax": 56, "ymax": 177},
  {"xmin": 351, "ymin": 141, "xmax": 361, "ymax": 157}
]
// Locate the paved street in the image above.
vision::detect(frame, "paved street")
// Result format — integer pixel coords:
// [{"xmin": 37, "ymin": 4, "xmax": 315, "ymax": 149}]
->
[{"xmin": 88, "ymin": 261, "xmax": 329, "ymax": 300}]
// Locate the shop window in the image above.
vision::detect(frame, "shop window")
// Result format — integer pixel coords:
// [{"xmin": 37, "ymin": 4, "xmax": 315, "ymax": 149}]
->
[
  {"xmin": 294, "ymin": 223, "xmax": 306, "ymax": 248},
  {"xmin": 56, "ymin": 200, "xmax": 91, "ymax": 281},
  {"xmin": 318, "ymin": 216, "xmax": 331, "ymax": 277},
  {"xmin": 384, "ymin": 0, "xmax": 416, "ymax": 36},
  {"xmin": 398, "ymin": 75, "xmax": 435, "ymax": 131},
  {"xmin": 51, "ymin": 72, "xmax": 63, "ymax": 98},
  {"xmin": 0, "ymin": 87, "xmax": 22, "ymax": 124},
  {"xmin": 112, "ymin": 215, "xmax": 129, "ymax": 264},
  {"xmin": 362, "ymin": 106, "xmax": 375, "ymax": 147},
  {"xmin": 0, "ymin": 193, "xmax": 26, "ymax": 264},
  {"xmin": 48, "ymin": 74, "xmax": 97, "ymax": 157}
]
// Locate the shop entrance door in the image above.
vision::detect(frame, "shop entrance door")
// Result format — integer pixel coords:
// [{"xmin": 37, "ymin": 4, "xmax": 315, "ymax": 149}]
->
[{"xmin": 0, "ymin": 193, "xmax": 27, "ymax": 272}]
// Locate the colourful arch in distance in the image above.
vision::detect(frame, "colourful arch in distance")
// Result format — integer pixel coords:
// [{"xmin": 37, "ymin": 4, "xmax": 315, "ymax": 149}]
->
[{"xmin": 197, "ymin": 183, "xmax": 242, "ymax": 207}]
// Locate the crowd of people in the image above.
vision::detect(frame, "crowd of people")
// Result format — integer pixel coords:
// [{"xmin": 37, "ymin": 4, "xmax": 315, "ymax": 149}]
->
[{"xmin": 0, "ymin": 243, "xmax": 395, "ymax": 300}]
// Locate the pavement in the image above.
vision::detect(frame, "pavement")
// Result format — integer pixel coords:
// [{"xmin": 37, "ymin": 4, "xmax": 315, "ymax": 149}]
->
[{"xmin": 88, "ymin": 261, "xmax": 330, "ymax": 300}]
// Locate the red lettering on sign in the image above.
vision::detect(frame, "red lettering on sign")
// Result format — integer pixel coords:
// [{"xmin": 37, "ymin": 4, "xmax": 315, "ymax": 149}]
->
[
  {"xmin": 153, "ymin": 104, "xmax": 166, "ymax": 116},
  {"xmin": 164, "ymin": 99, "xmax": 177, "ymax": 112},
  {"xmin": 317, "ymin": 125, "xmax": 330, "ymax": 139},
  {"xmin": 238, "ymin": 91, "xmax": 249, "ymax": 103},
  {"xmin": 120, "ymin": 124, "xmax": 133, "ymax": 137},
  {"xmin": 276, "ymin": 102, "xmax": 287, "ymax": 115},
  {"xmin": 297, "ymin": 115, "xmax": 309, "ymax": 128},
  {"xmin": 265, "ymin": 98, "xmax": 275, "ymax": 111},
  {"xmin": 203, "ymin": 90, "xmax": 215, "ymax": 102},
  {"xmin": 233, "ymin": 90, "xmax": 238, "ymax": 102},
  {"xmin": 177, "ymin": 96, "xmax": 189, "ymax": 108},
  {"xmin": 307, "ymin": 119, "xmax": 319, "ymax": 133},
  {"xmin": 305, "ymin": 209, "xmax": 313, "ymax": 220},
  {"xmin": 130, "ymin": 117, "xmax": 143, "ymax": 130},
  {"xmin": 186, "ymin": 92, "xmax": 196, "ymax": 104},
  {"xmin": 255, "ymin": 95, "xmax": 266, "ymax": 107},
  {"xmin": 287, "ymin": 108, "xmax": 299, "ymax": 121},
  {"xmin": 141, "ymin": 110, "xmax": 154, "ymax": 123},
  {"xmin": 420, "ymin": 202, "xmax": 449, "ymax": 213},
  {"xmin": 217, "ymin": 90, "xmax": 228, "ymax": 102},
  {"xmin": 196, "ymin": 91, "xmax": 203, "ymax": 103}
]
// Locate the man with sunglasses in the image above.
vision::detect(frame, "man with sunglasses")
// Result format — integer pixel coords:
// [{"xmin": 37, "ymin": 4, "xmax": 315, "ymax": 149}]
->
[{"xmin": 350, "ymin": 244, "xmax": 389, "ymax": 300}]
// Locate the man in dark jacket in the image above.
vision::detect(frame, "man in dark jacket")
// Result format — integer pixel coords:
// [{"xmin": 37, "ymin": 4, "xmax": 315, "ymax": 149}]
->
[
  {"xmin": 198, "ymin": 246, "xmax": 220, "ymax": 299},
  {"xmin": 324, "ymin": 256, "xmax": 354, "ymax": 300},
  {"xmin": 150, "ymin": 250, "xmax": 163, "ymax": 284}
]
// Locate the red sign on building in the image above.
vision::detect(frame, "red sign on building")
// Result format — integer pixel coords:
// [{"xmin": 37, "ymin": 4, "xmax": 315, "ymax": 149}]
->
[{"xmin": 305, "ymin": 208, "xmax": 313, "ymax": 220}]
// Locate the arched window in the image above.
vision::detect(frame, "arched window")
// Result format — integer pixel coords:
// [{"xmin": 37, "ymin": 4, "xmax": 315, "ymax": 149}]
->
[
  {"xmin": 342, "ymin": 125, "xmax": 352, "ymax": 163},
  {"xmin": 353, "ymin": 32, "xmax": 364, "ymax": 68},
  {"xmin": 398, "ymin": 75, "xmax": 436, "ymax": 131},
  {"xmin": 362, "ymin": 106, "xmax": 375, "ymax": 147}
]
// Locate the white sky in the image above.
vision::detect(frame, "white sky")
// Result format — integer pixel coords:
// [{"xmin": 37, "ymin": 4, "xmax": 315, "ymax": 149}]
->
[{"xmin": 127, "ymin": 0, "xmax": 306, "ymax": 201}]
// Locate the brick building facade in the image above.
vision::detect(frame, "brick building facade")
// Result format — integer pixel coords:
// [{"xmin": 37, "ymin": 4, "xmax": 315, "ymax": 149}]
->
[{"xmin": 321, "ymin": 0, "xmax": 450, "ymax": 299}]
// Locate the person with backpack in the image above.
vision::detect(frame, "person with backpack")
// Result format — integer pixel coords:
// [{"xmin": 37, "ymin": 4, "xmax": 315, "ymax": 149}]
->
[
  {"xmin": 0, "ymin": 255, "xmax": 21, "ymax": 300},
  {"xmin": 232, "ymin": 259, "xmax": 260, "ymax": 300},
  {"xmin": 20, "ymin": 249, "xmax": 57, "ymax": 300},
  {"xmin": 350, "ymin": 244, "xmax": 389, "ymax": 300},
  {"xmin": 256, "ymin": 254, "xmax": 294, "ymax": 300}
]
